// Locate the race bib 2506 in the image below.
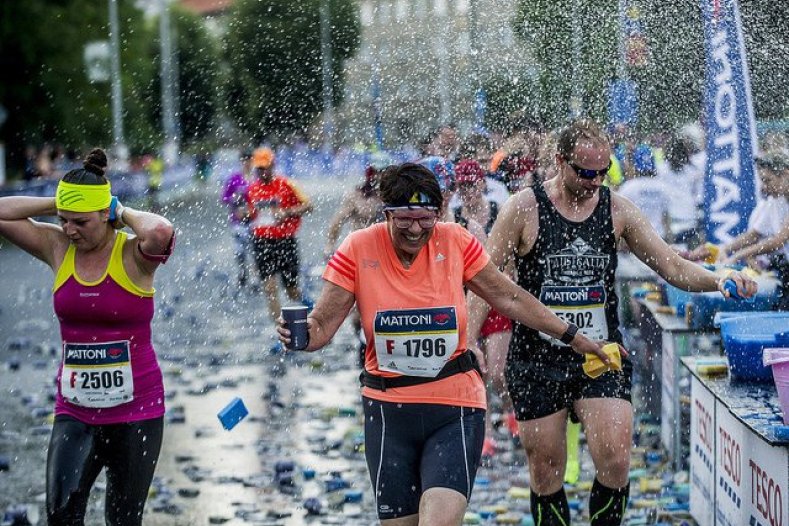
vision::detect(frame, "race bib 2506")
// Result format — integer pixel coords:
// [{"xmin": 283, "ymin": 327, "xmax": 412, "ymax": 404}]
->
[{"xmin": 60, "ymin": 340, "xmax": 134, "ymax": 408}]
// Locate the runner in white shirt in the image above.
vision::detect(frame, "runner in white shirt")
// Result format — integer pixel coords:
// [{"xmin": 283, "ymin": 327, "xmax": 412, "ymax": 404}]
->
[{"xmin": 617, "ymin": 145, "xmax": 671, "ymax": 240}]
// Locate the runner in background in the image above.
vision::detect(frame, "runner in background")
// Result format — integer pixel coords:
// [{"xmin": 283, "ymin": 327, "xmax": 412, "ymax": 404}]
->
[
  {"xmin": 452, "ymin": 159, "xmax": 512, "ymax": 457},
  {"xmin": 246, "ymin": 146, "xmax": 313, "ymax": 326},
  {"xmin": 416, "ymin": 155, "xmax": 456, "ymax": 219},
  {"xmin": 501, "ymin": 147, "xmax": 586, "ymax": 481},
  {"xmin": 324, "ymin": 152, "xmax": 392, "ymax": 364},
  {"xmin": 222, "ymin": 148, "xmax": 254, "ymax": 287},
  {"xmin": 323, "ymin": 152, "xmax": 391, "ymax": 258},
  {"xmin": 145, "ymin": 153, "xmax": 164, "ymax": 213}
]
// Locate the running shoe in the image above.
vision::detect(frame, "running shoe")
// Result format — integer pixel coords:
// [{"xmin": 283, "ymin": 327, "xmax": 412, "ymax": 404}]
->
[
  {"xmin": 481, "ymin": 437, "xmax": 497, "ymax": 458},
  {"xmin": 506, "ymin": 411, "xmax": 519, "ymax": 437}
]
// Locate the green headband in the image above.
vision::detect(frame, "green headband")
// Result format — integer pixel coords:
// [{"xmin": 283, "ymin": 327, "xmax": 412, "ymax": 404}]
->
[{"xmin": 55, "ymin": 181, "xmax": 112, "ymax": 212}]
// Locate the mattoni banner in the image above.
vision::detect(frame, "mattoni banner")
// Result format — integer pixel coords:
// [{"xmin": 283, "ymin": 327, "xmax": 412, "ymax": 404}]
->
[{"xmin": 701, "ymin": 0, "xmax": 758, "ymax": 244}]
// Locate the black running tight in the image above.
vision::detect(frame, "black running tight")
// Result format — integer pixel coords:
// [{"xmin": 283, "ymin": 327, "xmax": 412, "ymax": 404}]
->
[{"xmin": 46, "ymin": 415, "xmax": 163, "ymax": 526}]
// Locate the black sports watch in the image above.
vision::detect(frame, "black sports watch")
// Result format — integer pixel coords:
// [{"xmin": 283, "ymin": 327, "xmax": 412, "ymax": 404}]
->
[{"xmin": 559, "ymin": 323, "xmax": 578, "ymax": 345}]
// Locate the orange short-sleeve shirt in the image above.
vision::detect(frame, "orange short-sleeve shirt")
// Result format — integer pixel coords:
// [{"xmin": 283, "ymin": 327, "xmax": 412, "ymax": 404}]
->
[{"xmin": 323, "ymin": 221, "xmax": 489, "ymax": 408}]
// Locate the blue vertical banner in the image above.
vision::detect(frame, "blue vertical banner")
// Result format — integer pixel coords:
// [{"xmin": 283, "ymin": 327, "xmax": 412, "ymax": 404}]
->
[
  {"xmin": 474, "ymin": 87, "xmax": 487, "ymax": 133},
  {"xmin": 371, "ymin": 68, "xmax": 384, "ymax": 149},
  {"xmin": 608, "ymin": 79, "xmax": 638, "ymax": 127},
  {"xmin": 701, "ymin": 0, "xmax": 758, "ymax": 244}
]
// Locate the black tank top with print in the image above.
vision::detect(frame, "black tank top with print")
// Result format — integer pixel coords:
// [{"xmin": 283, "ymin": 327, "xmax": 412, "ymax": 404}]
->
[{"xmin": 510, "ymin": 181, "xmax": 622, "ymax": 376}]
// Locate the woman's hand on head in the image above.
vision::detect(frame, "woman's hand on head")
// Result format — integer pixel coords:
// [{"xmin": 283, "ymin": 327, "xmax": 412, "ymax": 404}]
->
[{"xmin": 109, "ymin": 198, "xmax": 126, "ymax": 230}]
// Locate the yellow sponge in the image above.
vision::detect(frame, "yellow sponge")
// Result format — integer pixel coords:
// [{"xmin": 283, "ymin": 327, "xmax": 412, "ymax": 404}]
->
[
  {"xmin": 703, "ymin": 243, "xmax": 720, "ymax": 264},
  {"xmin": 583, "ymin": 343, "xmax": 622, "ymax": 378}
]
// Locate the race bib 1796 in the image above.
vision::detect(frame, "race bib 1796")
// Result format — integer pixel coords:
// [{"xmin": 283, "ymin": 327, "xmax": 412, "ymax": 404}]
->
[{"xmin": 373, "ymin": 306, "xmax": 460, "ymax": 378}]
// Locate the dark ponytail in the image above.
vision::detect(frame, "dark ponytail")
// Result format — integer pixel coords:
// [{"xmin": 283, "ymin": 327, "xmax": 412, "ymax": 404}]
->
[{"xmin": 62, "ymin": 148, "xmax": 109, "ymax": 185}]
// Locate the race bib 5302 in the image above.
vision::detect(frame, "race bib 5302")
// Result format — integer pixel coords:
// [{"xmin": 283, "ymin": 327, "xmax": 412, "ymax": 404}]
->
[{"xmin": 539, "ymin": 285, "xmax": 609, "ymax": 345}]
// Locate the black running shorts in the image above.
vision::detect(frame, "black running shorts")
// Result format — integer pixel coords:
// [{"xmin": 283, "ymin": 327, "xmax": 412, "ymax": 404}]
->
[
  {"xmin": 252, "ymin": 236, "xmax": 300, "ymax": 288},
  {"xmin": 362, "ymin": 397, "xmax": 485, "ymax": 520},
  {"xmin": 506, "ymin": 354, "xmax": 632, "ymax": 422}
]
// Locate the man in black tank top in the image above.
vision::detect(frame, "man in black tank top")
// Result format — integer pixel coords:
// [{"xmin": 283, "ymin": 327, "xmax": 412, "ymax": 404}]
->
[{"xmin": 468, "ymin": 120, "xmax": 757, "ymax": 526}]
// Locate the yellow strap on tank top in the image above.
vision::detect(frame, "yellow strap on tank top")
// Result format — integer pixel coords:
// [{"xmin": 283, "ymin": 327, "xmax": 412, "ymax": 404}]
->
[{"xmin": 53, "ymin": 232, "xmax": 154, "ymax": 297}]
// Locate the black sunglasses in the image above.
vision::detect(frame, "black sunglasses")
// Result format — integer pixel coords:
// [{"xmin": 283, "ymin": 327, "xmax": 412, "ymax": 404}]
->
[{"xmin": 567, "ymin": 160, "xmax": 612, "ymax": 179}]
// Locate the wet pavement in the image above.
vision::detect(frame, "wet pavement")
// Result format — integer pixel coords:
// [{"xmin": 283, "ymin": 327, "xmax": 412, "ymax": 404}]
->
[{"xmin": 0, "ymin": 177, "xmax": 695, "ymax": 525}]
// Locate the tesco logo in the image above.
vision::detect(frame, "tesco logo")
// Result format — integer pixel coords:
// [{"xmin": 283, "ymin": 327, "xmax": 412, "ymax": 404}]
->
[
  {"xmin": 695, "ymin": 399, "xmax": 713, "ymax": 450},
  {"xmin": 719, "ymin": 426, "xmax": 741, "ymax": 486},
  {"xmin": 749, "ymin": 460, "xmax": 783, "ymax": 526}
]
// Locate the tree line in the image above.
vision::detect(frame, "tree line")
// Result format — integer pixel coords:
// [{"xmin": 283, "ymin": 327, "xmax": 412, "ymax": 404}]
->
[
  {"xmin": 0, "ymin": 0, "xmax": 359, "ymax": 176},
  {"xmin": 487, "ymin": 0, "xmax": 788, "ymax": 132}
]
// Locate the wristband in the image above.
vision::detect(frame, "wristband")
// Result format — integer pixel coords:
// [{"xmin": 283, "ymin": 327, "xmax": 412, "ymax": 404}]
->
[
  {"xmin": 137, "ymin": 231, "xmax": 176, "ymax": 264},
  {"xmin": 559, "ymin": 323, "xmax": 578, "ymax": 345},
  {"xmin": 108, "ymin": 196, "xmax": 119, "ymax": 221}
]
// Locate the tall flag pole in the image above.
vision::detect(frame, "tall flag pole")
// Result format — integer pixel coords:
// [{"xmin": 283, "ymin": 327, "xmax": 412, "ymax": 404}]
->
[{"xmin": 701, "ymin": 0, "xmax": 758, "ymax": 244}]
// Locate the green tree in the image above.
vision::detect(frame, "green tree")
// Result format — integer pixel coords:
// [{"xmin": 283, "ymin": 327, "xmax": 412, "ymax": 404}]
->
[
  {"xmin": 0, "ymin": 0, "xmax": 158, "ymax": 172},
  {"xmin": 147, "ymin": 8, "xmax": 221, "ymax": 148},
  {"xmin": 511, "ymin": 0, "xmax": 789, "ymax": 133},
  {"xmin": 483, "ymin": 73, "xmax": 540, "ymax": 133},
  {"xmin": 733, "ymin": 1, "xmax": 789, "ymax": 122},
  {"xmin": 512, "ymin": 0, "xmax": 618, "ymax": 129},
  {"xmin": 627, "ymin": 0, "xmax": 788, "ymax": 131},
  {"xmin": 223, "ymin": 0, "xmax": 360, "ymax": 141}
]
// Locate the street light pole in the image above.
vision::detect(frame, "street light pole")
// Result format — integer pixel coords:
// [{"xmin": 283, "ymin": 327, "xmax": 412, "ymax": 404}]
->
[
  {"xmin": 371, "ymin": 60, "xmax": 383, "ymax": 149},
  {"xmin": 108, "ymin": 0, "xmax": 127, "ymax": 165},
  {"xmin": 320, "ymin": 0, "xmax": 334, "ymax": 151},
  {"xmin": 469, "ymin": 0, "xmax": 486, "ymax": 132},
  {"xmin": 617, "ymin": 0, "xmax": 627, "ymax": 80},
  {"xmin": 159, "ymin": 0, "xmax": 179, "ymax": 165},
  {"xmin": 569, "ymin": 0, "xmax": 583, "ymax": 119}
]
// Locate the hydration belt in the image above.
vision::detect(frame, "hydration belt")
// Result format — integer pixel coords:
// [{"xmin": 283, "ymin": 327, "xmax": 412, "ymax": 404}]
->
[{"xmin": 359, "ymin": 350, "xmax": 481, "ymax": 391}]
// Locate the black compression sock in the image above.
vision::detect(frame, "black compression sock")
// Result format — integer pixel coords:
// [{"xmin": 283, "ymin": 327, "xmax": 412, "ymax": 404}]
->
[
  {"xmin": 530, "ymin": 487, "xmax": 570, "ymax": 526},
  {"xmin": 589, "ymin": 478, "xmax": 629, "ymax": 526}
]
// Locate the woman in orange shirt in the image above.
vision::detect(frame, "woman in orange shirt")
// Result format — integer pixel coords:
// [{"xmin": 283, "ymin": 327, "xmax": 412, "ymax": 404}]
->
[{"xmin": 277, "ymin": 163, "xmax": 612, "ymax": 526}]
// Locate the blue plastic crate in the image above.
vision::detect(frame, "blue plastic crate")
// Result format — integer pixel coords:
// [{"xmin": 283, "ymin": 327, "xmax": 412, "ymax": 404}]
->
[
  {"xmin": 714, "ymin": 311, "xmax": 789, "ymax": 327},
  {"xmin": 663, "ymin": 283, "xmax": 780, "ymax": 329},
  {"xmin": 719, "ymin": 314, "xmax": 789, "ymax": 381},
  {"xmin": 686, "ymin": 293, "xmax": 778, "ymax": 329}
]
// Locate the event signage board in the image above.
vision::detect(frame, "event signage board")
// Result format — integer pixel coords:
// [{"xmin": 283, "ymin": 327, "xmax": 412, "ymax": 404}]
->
[
  {"xmin": 691, "ymin": 377, "xmax": 716, "ymax": 526},
  {"xmin": 701, "ymin": 0, "xmax": 758, "ymax": 244},
  {"xmin": 715, "ymin": 403, "xmax": 747, "ymax": 526}
]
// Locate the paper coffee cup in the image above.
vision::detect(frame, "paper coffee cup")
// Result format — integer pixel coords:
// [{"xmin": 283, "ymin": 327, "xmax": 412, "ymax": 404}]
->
[{"xmin": 282, "ymin": 305, "xmax": 309, "ymax": 351}]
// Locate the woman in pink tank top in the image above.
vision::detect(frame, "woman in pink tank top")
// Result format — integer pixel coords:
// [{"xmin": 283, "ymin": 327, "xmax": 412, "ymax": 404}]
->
[{"xmin": 0, "ymin": 148, "xmax": 174, "ymax": 525}]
